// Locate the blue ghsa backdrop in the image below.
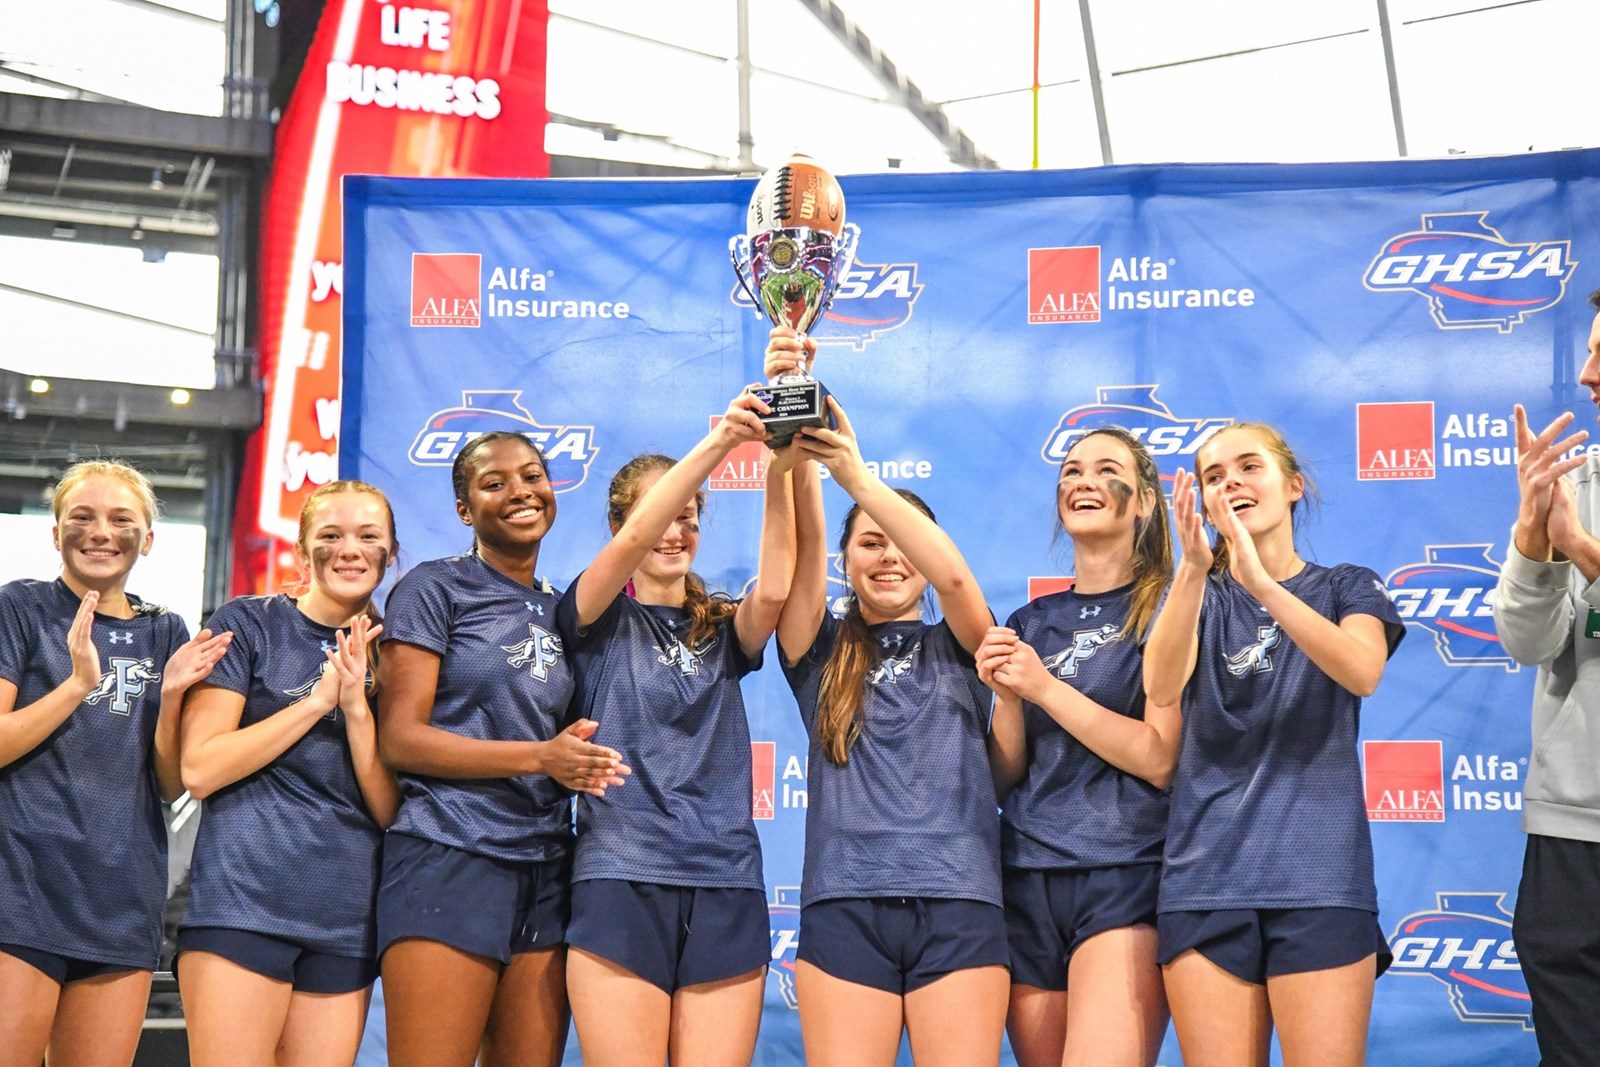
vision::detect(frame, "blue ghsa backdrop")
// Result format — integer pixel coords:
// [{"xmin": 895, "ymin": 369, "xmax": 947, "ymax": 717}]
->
[{"xmin": 342, "ymin": 149, "xmax": 1600, "ymax": 1066}]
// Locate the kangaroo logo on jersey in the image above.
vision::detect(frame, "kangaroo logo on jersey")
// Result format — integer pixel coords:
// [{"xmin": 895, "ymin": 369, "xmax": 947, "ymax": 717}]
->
[
  {"xmin": 732, "ymin": 257, "xmax": 922, "ymax": 351},
  {"xmin": 1387, "ymin": 892, "xmax": 1530, "ymax": 1029},
  {"xmin": 1385, "ymin": 544, "xmax": 1514, "ymax": 671},
  {"xmin": 84, "ymin": 658, "xmax": 161, "ymax": 716},
  {"xmin": 868, "ymin": 642, "xmax": 919, "ymax": 686},
  {"xmin": 655, "ymin": 635, "xmax": 716, "ymax": 677},
  {"xmin": 408, "ymin": 390, "xmax": 599, "ymax": 494},
  {"xmin": 1041, "ymin": 624, "xmax": 1121, "ymax": 679},
  {"xmin": 503, "ymin": 624, "xmax": 563, "ymax": 681},
  {"xmin": 282, "ymin": 669, "xmax": 357, "ymax": 722},
  {"xmin": 1041, "ymin": 385, "xmax": 1232, "ymax": 465},
  {"xmin": 767, "ymin": 885, "xmax": 802, "ymax": 1010},
  {"xmin": 1363, "ymin": 213, "xmax": 1576, "ymax": 333},
  {"xmin": 1225, "ymin": 625, "xmax": 1279, "ymax": 676}
]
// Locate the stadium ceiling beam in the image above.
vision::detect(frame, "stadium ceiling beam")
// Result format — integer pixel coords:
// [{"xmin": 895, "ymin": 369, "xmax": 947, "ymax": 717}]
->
[
  {"xmin": 0, "ymin": 93, "xmax": 272, "ymax": 160},
  {"xmin": 790, "ymin": 0, "xmax": 999, "ymax": 170}
]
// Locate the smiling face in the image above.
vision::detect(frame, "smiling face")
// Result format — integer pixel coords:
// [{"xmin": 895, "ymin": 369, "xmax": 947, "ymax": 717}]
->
[
  {"xmin": 843, "ymin": 510, "xmax": 928, "ymax": 624},
  {"xmin": 457, "ymin": 437, "xmax": 558, "ymax": 554},
  {"xmin": 52, "ymin": 474, "xmax": 154, "ymax": 592},
  {"xmin": 298, "ymin": 490, "xmax": 394, "ymax": 605},
  {"xmin": 621, "ymin": 468, "xmax": 701, "ymax": 586},
  {"xmin": 1195, "ymin": 425, "xmax": 1304, "ymax": 538},
  {"xmin": 1057, "ymin": 432, "xmax": 1153, "ymax": 543}
]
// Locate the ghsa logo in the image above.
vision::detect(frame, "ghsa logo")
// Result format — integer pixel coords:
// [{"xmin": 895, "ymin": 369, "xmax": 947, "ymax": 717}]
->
[
  {"xmin": 408, "ymin": 390, "xmax": 599, "ymax": 493},
  {"xmin": 732, "ymin": 258, "xmax": 922, "ymax": 351},
  {"xmin": 1364, "ymin": 212, "xmax": 1576, "ymax": 333},
  {"xmin": 1385, "ymin": 544, "xmax": 1516, "ymax": 671},
  {"xmin": 767, "ymin": 885, "xmax": 802, "ymax": 1010},
  {"xmin": 1388, "ymin": 892, "xmax": 1530, "ymax": 1029},
  {"xmin": 1041, "ymin": 385, "xmax": 1232, "ymax": 465}
]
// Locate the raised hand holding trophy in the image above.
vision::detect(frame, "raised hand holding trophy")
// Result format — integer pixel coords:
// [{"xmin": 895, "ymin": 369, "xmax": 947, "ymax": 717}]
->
[{"xmin": 730, "ymin": 154, "xmax": 859, "ymax": 448}]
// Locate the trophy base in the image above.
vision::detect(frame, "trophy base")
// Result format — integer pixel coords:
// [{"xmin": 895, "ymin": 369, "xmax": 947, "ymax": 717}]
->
[{"xmin": 749, "ymin": 379, "xmax": 834, "ymax": 450}]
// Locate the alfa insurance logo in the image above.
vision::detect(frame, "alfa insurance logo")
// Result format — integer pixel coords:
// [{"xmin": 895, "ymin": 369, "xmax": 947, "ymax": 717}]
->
[{"xmin": 411, "ymin": 252, "xmax": 481, "ymax": 327}]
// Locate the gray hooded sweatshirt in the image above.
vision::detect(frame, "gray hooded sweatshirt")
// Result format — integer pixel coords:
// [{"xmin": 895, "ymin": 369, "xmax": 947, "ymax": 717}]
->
[{"xmin": 1494, "ymin": 455, "xmax": 1600, "ymax": 844}]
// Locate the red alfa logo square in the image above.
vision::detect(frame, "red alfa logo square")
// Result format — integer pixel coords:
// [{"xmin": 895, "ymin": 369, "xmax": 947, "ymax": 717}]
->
[
  {"xmin": 751, "ymin": 741, "xmax": 776, "ymax": 820},
  {"xmin": 1029, "ymin": 247, "xmax": 1101, "ymax": 324},
  {"xmin": 1364, "ymin": 739, "xmax": 1445, "ymax": 822},
  {"xmin": 411, "ymin": 253, "xmax": 482, "ymax": 327},
  {"xmin": 1356, "ymin": 402, "xmax": 1435, "ymax": 481}
]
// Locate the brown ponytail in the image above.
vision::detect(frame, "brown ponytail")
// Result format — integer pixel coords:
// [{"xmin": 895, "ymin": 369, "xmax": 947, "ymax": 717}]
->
[{"xmin": 814, "ymin": 490, "xmax": 936, "ymax": 765}]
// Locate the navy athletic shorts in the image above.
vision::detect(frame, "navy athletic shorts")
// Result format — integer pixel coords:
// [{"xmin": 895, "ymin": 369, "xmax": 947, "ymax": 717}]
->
[
  {"xmin": 797, "ymin": 896, "xmax": 1009, "ymax": 995},
  {"xmin": 375, "ymin": 832, "xmax": 570, "ymax": 965},
  {"xmin": 1157, "ymin": 906, "xmax": 1393, "ymax": 984},
  {"xmin": 1003, "ymin": 863, "xmax": 1160, "ymax": 990},
  {"xmin": 566, "ymin": 879, "xmax": 768, "ymax": 993},
  {"xmin": 0, "ymin": 942, "xmax": 139, "ymax": 985},
  {"xmin": 176, "ymin": 927, "xmax": 376, "ymax": 994}
]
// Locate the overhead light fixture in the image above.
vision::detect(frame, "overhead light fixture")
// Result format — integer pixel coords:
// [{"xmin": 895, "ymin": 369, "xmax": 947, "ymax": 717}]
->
[
  {"xmin": 130, "ymin": 219, "xmax": 144, "ymax": 241},
  {"xmin": 170, "ymin": 388, "xmax": 192, "ymax": 406},
  {"xmin": 149, "ymin": 167, "xmax": 165, "ymax": 190},
  {"xmin": 51, "ymin": 222, "xmax": 76, "ymax": 239},
  {"xmin": 28, "ymin": 378, "xmax": 49, "ymax": 395}
]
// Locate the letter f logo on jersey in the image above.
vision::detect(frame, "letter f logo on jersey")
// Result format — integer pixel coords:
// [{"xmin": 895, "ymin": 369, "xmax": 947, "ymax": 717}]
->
[
  {"xmin": 503, "ymin": 624, "xmax": 562, "ymax": 681},
  {"xmin": 1041, "ymin": 624, "xmax": 1121, "ymax": 679},
  {"xmin": 83, "ymin": 657, "xmax": 162, "ymax": 717},
  {"xmin": 1225, "ymin": 625, "xmax": 1280, "ymax": 676}
]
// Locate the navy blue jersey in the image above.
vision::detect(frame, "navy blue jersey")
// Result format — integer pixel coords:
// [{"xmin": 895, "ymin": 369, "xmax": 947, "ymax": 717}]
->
[
  {"xmin": 558, "ymin": 585, "xmax": 763, "ymax": 889},
  {"xmin": 783, "ymin": 615, "xmax": 1001, "ymax": 907},
  {"xmin": 0, "ymin": 578, "xmax": 188, "ymax": 968},
  {"xmin": 383, "ymin": 553, "xmax": 575, "ymax": 862},
  {"xmin": 1160, "ymin": 563, "xmax": 1404, "ymax": 912},
  {"xmin": 181, "ymin": 595, "xmax": 383, "ymax": 957},
  {"xmin": 1000, "ymin": 585, "xmax": 1167, "ymax": 870}
]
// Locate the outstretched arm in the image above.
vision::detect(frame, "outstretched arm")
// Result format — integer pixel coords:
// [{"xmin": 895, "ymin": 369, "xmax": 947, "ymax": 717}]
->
[
  {"xmin": 795, "ymin": 398, "xmax": 990, "ymax": 653},
  {"xmin": 734, "ymin": 446, "xmax": 805, "ymax": 658},
  {"xmin": 0, "ymin": 592, "xmax": 103, "ymax": 769},
  {"xmin": 1143, "ymin": 468, "xmax": 1206, "ymax": 707},
  {"xmin": 571, "ymin": 391, "xmax": 772, "ymax": 629}
]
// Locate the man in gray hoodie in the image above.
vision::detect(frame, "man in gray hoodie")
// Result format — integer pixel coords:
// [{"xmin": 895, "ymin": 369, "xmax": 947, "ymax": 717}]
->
[{"xmin": 1494, "ymin": 286, "xmax": 1600, "ymax": 1067}]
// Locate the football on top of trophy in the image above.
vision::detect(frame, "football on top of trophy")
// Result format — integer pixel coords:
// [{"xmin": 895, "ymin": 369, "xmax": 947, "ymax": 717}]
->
[{"xmin": 745, "ymin": 153, "xmax": 846, "ymax": 238}]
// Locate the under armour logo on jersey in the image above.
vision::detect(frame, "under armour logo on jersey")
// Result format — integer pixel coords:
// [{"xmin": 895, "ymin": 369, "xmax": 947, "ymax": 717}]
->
[
  {"xmin": 525, "ymin": 601, "xmax": 545, "ymax": 617},
  {"xmin": 319, "ymin": 639, "xmax": 339, "ymax": 654},
  {"xmin": 108, "ymin": 631, "xmax": 134, "ymax": 645},
  {"xmin": 83, "ymin": 657, "xmax": 161, "ymax": 717},
  {"xmin": 1225, "ymin": 625, "xmax": 1280, "ymax": 676},
  {"xmin": 1079, "ymin": 605, "xmax": 1102, "ymax": 620},
  {"xmin": 1041, "ymin": 624, "xmax": 1121, "ymax": 679},
  {"xmin": 503, "ymin": 624, "xmax": 563, "ymax": 681},
  {"xmin": 656, "ymin": 635, "xmax": 716, "ymax": 676}
]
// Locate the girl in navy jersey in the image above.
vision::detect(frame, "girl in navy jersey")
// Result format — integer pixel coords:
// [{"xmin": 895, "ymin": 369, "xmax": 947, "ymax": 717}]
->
[
  {"xmin": 0, "ymin": 460, "xmax": 230, "ymax": 1067},
  {"xmin": 975, "ymin": 427, "xmax": 1179, "ymax": 1067},
  {"xmin": 560, "ymin": 391, "xmax": 794, "ymax": 1067},
  {"xmin": 766, "ymin": 330, "xmax": 1007, "ymax": 1067},
  {"xmin": 176, "ymin": 480, "xmax": 399, "ymax": 1067},
  {"xmin": 375, "ymin": 432, "xmax": 629, "ymax": 1067},
  {"xmin": 1144, "ymin": 423, "xmax": 1404, "ymax": 1067}
]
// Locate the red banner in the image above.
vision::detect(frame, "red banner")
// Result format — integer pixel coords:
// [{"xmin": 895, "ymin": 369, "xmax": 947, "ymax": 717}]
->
[{"xmin": 233, "ymin": 0, "xmax": 549, "ymax": 593}]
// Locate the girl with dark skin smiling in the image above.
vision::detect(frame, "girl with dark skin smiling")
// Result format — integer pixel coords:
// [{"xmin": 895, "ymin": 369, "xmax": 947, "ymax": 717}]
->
[
  {"xmin": 0, "ymin": 460, "xmax": 229, "ymax": 1067},
  {"xmin": 375, "ymin": 433, "xmax": 629, "ymax": 1067},
  {"xmin": 177, "ymin": 480, "xmax": 400, "ymax": 1067}
]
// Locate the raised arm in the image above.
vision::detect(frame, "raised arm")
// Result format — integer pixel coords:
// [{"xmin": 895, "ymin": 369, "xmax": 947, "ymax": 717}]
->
[
  {"xmin": 570, "ymin": 391, "xmax": 771, "ymax": 630},
  {"xmin": 376, "ymin": 640, "xmax": 630, "ymax": 797},
  {"xmin": 180, "ymin": 667, "xmax": 342, "ymax": 800},
  {"xmin": 0, "ymin": 592, "xmax": 103, "ymax": 769},
  {"xmin": 770, "ymin": 328, "xmax": 830, "ymax": 666},
  {"xmin": 153, "ymin": 627, "xmax": 233, "ymax": 802},
  {"xmin": 734, "ymin": 447, "xmax": 804, "ymax": 658},
  {"xmin": 797, "ymin": 398, "xmax": 990, "ymax": 653},
  {"xmin": 329, "ymin": 617, "xmax": 401, "ymax": 827},
  {"xmin": 977, "ymin": 627, "xmax": 1027, "ymax": 799},
  {"xmin": 1143, "ymin": 468, "xmax": 1206, "ymax": 707},
  {"xmin": 1211, "ymin": 488, "xmax": 1389, "ymax": 697}
]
